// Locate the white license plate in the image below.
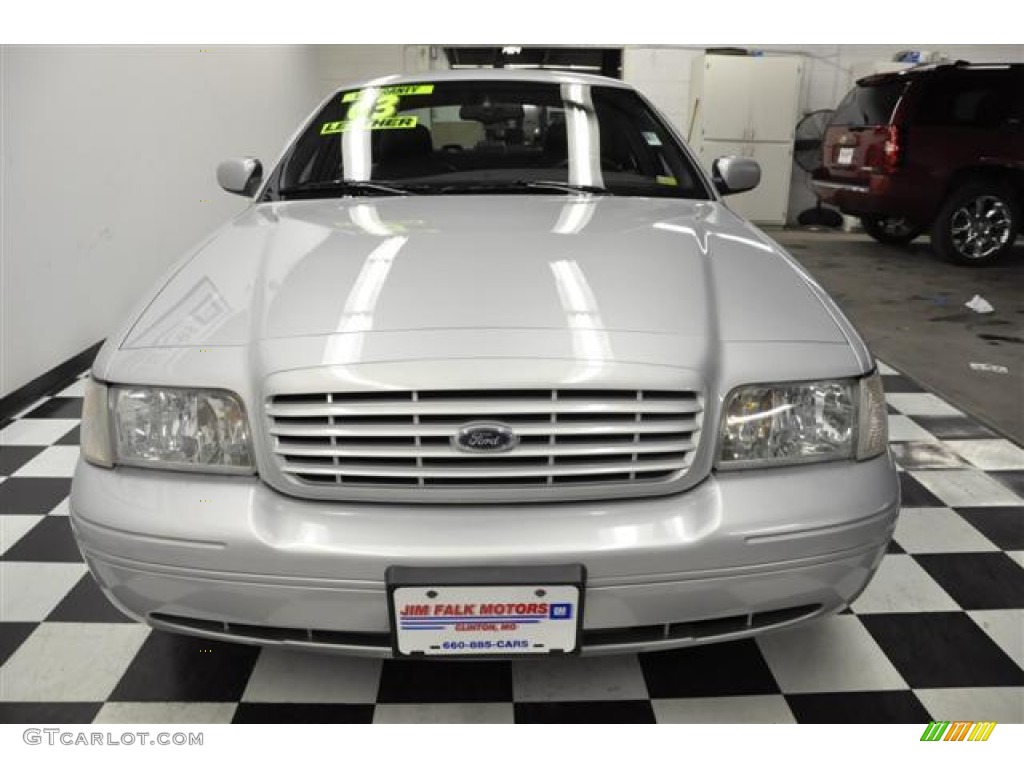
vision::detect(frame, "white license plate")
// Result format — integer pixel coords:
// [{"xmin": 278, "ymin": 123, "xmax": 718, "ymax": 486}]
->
[
  {"xmin": 392, "ymin": 584, "xmax": 581, "ymax": 656},
  {"xmin": 837, "ymin": 147, "xmax": 855, "ymax": 165}
]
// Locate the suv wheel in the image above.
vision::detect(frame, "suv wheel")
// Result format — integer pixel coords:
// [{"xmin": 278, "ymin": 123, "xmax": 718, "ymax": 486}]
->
[
  {"xmin": 931, "ymin": 183, "xmax": 1019, "ymax": 266},
  {"xmin": 860, "ymin": 216, "xmax": 924, "ymax": 246}
]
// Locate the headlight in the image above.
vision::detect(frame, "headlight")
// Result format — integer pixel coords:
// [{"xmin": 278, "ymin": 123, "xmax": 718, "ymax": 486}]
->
[
  {"xmin": 718, "ymin": 372, "xmax": 887, "ymax": 469},
  {"xmin": 105, "ymin": 385, "xmax": 254, "ymax": 473}
]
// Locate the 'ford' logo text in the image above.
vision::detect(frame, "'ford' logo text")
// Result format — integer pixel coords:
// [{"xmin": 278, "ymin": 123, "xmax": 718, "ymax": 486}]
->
[{"xmin": 453, "ymin": 423, "xmax": 519, "ymax": 453}]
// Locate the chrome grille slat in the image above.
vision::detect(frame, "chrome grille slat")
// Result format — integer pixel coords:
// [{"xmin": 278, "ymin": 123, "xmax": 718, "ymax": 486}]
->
[
  {"xmin": 266, "ymin": 398, "xmax": 699, "ymax": 418},
  {"xmin": 269, "ymin": 418, "xmax": 698, "ymax": 438},
  {"xmin": 274, "ymin": 438, "xmax": 695, "ymax": 459},
  {"xmin": 266, "ymin": 389, "xmax": 702, "ymax": 498},
  {"xmin": 281, "ymin": 457, "xmax": 687, "ymax": 478}
]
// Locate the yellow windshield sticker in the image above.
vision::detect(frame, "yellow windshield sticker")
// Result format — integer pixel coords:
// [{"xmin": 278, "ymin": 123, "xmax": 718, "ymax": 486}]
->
[
  {"xmin": 656, "ymin": 175, "xmax": 679, "ymax": 186},
  {"xmin": 321, "ymin": 116, "xmax": 419, "ymax": 134},
  {"xmin": 346, "ymin": 93, "xmax": 400, "ymax": 121},
  {"xmin": 341, "ymin": 84, "xmax": 434, "ymax": 103}
]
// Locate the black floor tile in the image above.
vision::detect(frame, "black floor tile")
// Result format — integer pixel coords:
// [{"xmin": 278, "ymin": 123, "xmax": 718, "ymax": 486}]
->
[
  {"xmin": 55, "ymin": 425, "xmax": 81, "ymax": 446},
  {"xmin": 109, "ymin": 632, "xmax": 260, "ymax": 702},
  {"xmin": 0, "ymin": 446, "xmax": 44, "ymax": 476},
  {"xmin": 989, "ymin": 471, "xmax": 1024, "ymax": 500},
  {"xmin": 0, "ymin": 623, "xmax": 36, "ymax": 666},
  {"xmin": 880, "ymin": 376, "xmax": 926, "ymax": 394},
  {"xmin": 515, "ymin": 700, "xmax": 656, "ymax": 724},
  {"xmin": 909, "ymin": 416, "xmax": 997, "ymax": 440},
  {"xmin": 638, "ymin": 639, "xmax": 779, "ymax": 698},
  {"xmin": 23, "ymin": 398, "xmax": 83, "ymax": 419},
  {"xmin": 860, "ymin": 612, "xmax": 1024, "ymax": 688},
  {"xmin": 899, "ymin": 473, "xmax": 945, "ymax": 507},
  {"xmin": 886, "ymin": 403, "xmax": 899, "ymax": 415},
  {"xmin": 886, "ymin": 539, "xmax": 906, "ymax": 555},
  {"xmin": 47, "ymin": 574, "xmax": 134, "ymax": 622},
  {"xmin": 376, "ymin": 659, "xmax": 513, "ymax": 703},
  {"xmin": 913, "ymin": 553, "xmax": 1024, "ymax": 610},
  {"xmin": 2, "ymin": 515, "xmax": 83, "ymax": 562},
  {"xmin": 0, "ymin": 703, "xmax": 102, "ymax": 724},
  {"xmin": 0, "ymin": 478, "xmax": 71, "ymax": 514},
  {"xmin": 786, "ymin": 691, "xmax": 931, "ymax": 724},
  {"xmin": 955, "ymin": 507, "xmax": 1024, "ymax": 551},
  {"xmin": 232, "ymin": 703, "xmax": 374, "ymax": 724}
]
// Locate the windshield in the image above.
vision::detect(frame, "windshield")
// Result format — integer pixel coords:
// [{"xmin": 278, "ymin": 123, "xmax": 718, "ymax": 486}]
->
[{"xmin": 265, "ymin": 80, "xmax": 710, "ymax": 200}]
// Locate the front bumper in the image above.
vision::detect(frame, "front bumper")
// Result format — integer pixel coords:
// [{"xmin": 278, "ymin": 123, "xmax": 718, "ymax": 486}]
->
[{"xmin": 70, "ymin": 455, "xmax": 899, "ymax": 656}]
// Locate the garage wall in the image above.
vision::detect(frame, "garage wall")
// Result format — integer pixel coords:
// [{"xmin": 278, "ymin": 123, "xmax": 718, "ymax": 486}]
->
[
  {"xmin": 622, "ymin": 44, "xmax": 1024, "ymax": 223},
  {"xmin": 316, "ymin": 45, "xmax": 448, "ymax": 97},
  {"xmin": 0, "ymin": 45, "xmax": 322, "ymax": 400}
]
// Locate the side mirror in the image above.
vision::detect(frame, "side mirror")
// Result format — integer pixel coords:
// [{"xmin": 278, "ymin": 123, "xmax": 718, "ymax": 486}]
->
[
  {"xmin": 712, "ymin": 156, "xmax": 760, "ymax": 196},
  {"xmin": 217, "ymin": 157, "xmax": 263, "ymax": 197}
]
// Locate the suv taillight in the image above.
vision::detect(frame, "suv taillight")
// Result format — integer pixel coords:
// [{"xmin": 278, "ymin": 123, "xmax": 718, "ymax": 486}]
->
[
  {"xmin": 881, "ymin": 125, "xmax": 901, "ymax": 174},
  {"xmin": 865, "ymin": 125, "xmax": 902, "ymax": 174}
]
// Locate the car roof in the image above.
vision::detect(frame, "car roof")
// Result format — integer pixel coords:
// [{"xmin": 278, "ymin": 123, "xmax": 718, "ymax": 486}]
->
[
  {"xmin": 857, "ymin": 61, "xmax": 1021, "ymax": 87},
  {"xmin": 329, "ymin": 68, "xmax": 633, "ymax": 94}
]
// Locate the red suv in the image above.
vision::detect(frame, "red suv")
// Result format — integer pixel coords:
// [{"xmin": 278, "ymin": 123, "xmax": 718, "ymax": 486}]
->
[{"xmin": 813, "ymin": 62, "xmax": 1023, "ymax": 266}]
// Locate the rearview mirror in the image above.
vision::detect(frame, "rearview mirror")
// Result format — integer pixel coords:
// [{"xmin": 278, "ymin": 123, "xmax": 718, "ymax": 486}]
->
[
  {"xmin": 217, "ymin": 157, "xmax": 263, "ymax": 197},
  {"xmin": 712, "ymin": 156, "xmax": 760, "ymax": 196}
]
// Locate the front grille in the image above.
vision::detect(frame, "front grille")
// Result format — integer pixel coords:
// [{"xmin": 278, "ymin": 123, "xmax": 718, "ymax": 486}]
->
[{"xmin": 265, "ymin": 389, "xmax": 702, "ymax": 497}]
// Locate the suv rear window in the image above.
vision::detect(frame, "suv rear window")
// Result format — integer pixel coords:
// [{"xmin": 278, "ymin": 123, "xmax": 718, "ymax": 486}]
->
[
  {"xmin": 915, "ymin": 68, "xmax": 1020, "ymax": 128},
  {"xmin": 831, "ymin": 81, "xmax": 907, "ymax": 127}
]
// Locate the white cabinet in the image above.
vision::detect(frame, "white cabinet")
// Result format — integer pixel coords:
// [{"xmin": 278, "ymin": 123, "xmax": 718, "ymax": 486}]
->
[{"xmin": 688, "ymin": 54, "xmax": 803, "ymax": 224}]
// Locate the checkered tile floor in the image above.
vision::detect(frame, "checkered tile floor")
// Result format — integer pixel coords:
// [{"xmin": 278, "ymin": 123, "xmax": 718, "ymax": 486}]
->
[{"xmin": 1, "ymin": 363, "xmax": 1022, "ymax": 724}]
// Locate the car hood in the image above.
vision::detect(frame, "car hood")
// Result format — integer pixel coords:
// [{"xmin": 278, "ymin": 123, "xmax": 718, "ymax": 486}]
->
[{"xmin": 119, "ymin": 195, "xmax": 851, "ymax": 370}]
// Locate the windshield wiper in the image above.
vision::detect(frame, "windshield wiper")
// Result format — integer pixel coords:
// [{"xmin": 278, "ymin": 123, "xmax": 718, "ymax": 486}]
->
[
  {"xmin": 512, "ymin": 180, "xmax": 612, "ymax": 195},
  {"xmin": 277, "ymin": 179, "xmax": 413, "ymax": 198},
  {"xmin": 423, "ymin": 180, "xmax": 612, "ymax": 196}
]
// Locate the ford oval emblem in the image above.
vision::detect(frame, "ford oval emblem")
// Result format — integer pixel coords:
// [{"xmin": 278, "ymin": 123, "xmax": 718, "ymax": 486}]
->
[{"xmin": 453, "ymin": 422, "xmax": 519, "ymax": 453}]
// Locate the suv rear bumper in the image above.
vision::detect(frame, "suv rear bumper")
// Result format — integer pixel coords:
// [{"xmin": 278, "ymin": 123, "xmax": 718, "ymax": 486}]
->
[{"xmin": 812, "ymin": 174, "xmax": 940, "ymax": 223}]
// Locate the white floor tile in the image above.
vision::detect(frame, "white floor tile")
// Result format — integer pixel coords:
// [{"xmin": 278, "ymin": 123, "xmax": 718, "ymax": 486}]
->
[
  {"xmin": 0, "ymin": 622, "xmax": 150, "ymax": 701},
  {"xmin": 890, "ymin": 441, "xmax": 971, "ymax": 470},
  {"xmin": 894, "ymin": 508, "xmax": 999, "ymax": 553},
  {"xmin": 373, "ymin": 702, "xmax": 514, "ymax": 724},
  {"xmin": 757, "ymin": 615, "xmax": 908, "ymax": 693},
  {"xmin": 653, "ymin": 695, "xmax": 795, "ymax": 723},
  {"xmin": 851, "ymin": 557, "xmax": 962, "ymax": 618},
  {"xmin": 0, "ymin": 562, "xmax": 87, "ymax": 621},
  {"xmin": 47, "ymin": 498, "xmax": 70, "ymax": 516},
  {"xmin": 851, "ymin": 555, "xmax": 960, "ymax": 613},
  {"xmin": 511, "ymin": 654, "xmax": 648, "ymax": 702},
  {"xmin": 0, "ymin": 515, "xmax": 44, "ymax": 556},
  {"xmin": 55, "ymin": 379, "xmax": 88, "ymax": 398},
  {"xmin": 916, "ymin": 688, "xmax": 1024, "ymax": 724},
  {"xmin": 241, "ymin": 648, "xmax": 381, "ymax": 703},
  {"xmin": 968, "ymin": 610, "xmax": 1023, "ymax": 669},
  {"xmin": 877, "ymin": 361, "xmax": 898, "ymax": 376},
  {"xmin": 13, "ymin": 446, "xmax": 81, "ymax": 478},
  {"xmin": 93, "ymin": 702, "xmax": 236, "ymax": 724},
  {"xmin": 0, "ymin": 419, "xmax": 79, "ymax": 446},
  {"xmin": 885, "ymin": 393, "xmax": 963, "ymax": 417},
  {"xmin": 1008, "ymin": 551, "xmax": 1024, "ymax": 569},
  {"xmin": 887, "ymin": 415, "xmax": 940, "ymax": 443},
  {"xmin": 909, "ymin": 470, "xmax": 1023, "ymax": 507},
  {"xmin": 946, "ymin": 440, "xmax": 1024, "ymax": 471}
]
